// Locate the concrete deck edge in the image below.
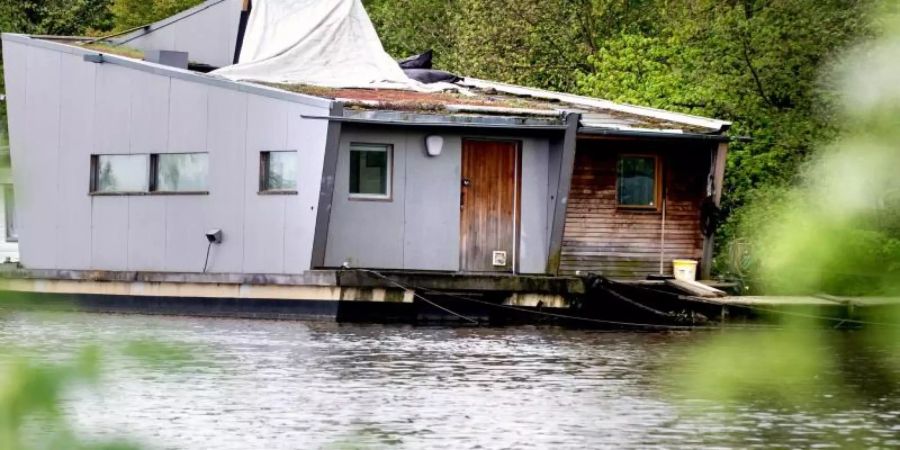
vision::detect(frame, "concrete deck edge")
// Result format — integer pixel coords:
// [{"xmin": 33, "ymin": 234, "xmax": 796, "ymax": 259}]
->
[{"xmin": 0, "ymin": 268, "xmax": 585, "ymax": 294}]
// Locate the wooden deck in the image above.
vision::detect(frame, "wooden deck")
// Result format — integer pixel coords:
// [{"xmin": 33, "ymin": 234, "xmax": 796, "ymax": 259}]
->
[{"xmin": 703, "ymin": 295, "xmax": 900, "ymax": 308}]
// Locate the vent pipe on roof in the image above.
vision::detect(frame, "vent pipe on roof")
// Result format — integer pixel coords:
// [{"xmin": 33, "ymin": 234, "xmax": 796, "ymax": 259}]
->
[{"xmin": 144, "ymin": 50, "xmax": 189, "ymax": 70}]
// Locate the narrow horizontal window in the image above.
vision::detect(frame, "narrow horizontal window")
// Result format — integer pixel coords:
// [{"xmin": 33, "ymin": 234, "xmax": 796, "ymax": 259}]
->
[
  {"xmin": 92, "ymin": 154, "xmax": 150, "ymax": 193},
  {"xmin": 617, "ymin": 155, "xmax": 659, "ymax": 208},
  {"xmin": 152, "ymin": 153, "xmax": 209, "ymax": 192},
  {"xmin": 349, "ymin": 144, "xmax": 391, "ymax": 199},
  {"xmin": 260, "ymin": 151, "xmax": 298, "ymax": 193}
]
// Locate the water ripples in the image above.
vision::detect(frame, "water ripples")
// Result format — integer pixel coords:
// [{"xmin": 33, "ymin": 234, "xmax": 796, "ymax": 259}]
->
[{"xmin": 0, "ymin": 313, "xmax": 897, "ymax": 449}]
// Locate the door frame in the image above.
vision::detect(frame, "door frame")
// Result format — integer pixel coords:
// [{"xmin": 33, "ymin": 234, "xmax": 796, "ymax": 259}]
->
[{"xmin": 459, "ymin": 138, "xmax": 523, "ymax": 273}]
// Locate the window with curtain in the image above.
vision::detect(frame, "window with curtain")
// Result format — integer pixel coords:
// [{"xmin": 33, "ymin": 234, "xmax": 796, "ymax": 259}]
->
[{"xmin": 617, "ymin": 155, "xmax": 658, "ymax": 208}]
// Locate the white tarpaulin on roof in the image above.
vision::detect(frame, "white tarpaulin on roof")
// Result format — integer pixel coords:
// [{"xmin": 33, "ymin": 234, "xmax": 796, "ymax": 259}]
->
[{"xmin": 213, "ymin": 0, "xmax": 427, "ymax": 90}]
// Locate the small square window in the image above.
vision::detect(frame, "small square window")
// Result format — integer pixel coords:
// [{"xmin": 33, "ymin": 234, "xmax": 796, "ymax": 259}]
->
[
  {"xmin": 617, "ymin": 155, "xmax": 659, "ymax": 208},
  {"xmin": 92, "ymin": 154, "xmax": 150, "ymax": 193},
  {"xmin": 349, "ymin": 144, "xmax": 391, "ymax": 199},
  {"xmin": 260, "ymin": 151, "xmax": 298, "ymax": 193},
  {"xmin": 152, "ymin": 153, "xmax": 209, "ymax": 192}
]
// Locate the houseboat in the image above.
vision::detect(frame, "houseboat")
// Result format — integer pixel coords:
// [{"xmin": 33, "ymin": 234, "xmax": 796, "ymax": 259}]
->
[{"xmin": 0, "ymin": 0, "xmax": 731, "ymax": 324}]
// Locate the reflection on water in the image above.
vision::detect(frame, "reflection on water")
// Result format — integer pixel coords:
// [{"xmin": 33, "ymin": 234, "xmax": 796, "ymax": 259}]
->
[{"xmin": 1, "ymin": 313, "xmax": 898, "ymax": 449}]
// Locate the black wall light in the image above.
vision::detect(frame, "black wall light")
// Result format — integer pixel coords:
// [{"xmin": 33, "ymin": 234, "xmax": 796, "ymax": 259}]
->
[{"xmin": 203, "ymin": 229, "xmax": 223, "ymax": 272}]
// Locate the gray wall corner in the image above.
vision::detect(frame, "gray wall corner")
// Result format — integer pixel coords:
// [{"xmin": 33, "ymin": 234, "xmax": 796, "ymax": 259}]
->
[
  {"xmin": 310, "ymin": 102, "xmax": 344, "ymax": 269},
  {"xmin": 546, "ymin": 112, "xmax": 581, "ymax": 274}
]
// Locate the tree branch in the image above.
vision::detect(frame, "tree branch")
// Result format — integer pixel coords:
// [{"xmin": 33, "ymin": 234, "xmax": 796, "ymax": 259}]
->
[{"xmin": 739, "ymin": 30, "xmax": 772, "ymax": 107}]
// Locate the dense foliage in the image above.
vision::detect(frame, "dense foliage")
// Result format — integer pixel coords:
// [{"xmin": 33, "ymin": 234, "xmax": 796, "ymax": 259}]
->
[{"xmin": 109, "ymin": 0, "xmax": 205, "ymax": 31}]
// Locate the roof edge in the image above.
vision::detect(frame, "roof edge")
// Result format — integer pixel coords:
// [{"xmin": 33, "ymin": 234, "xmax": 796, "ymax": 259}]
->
[
  {"xmin": 1, "ymin": 33, "xmax": 332, "ymax": 110},
  {"xmin": 578, "ymin": 126, "xmax": 730, "ymax": 142},
  {"xmin": 113, "ymin": 0, "xmax": 230, "ymax": 46},
  {"xmin": 301, "ymin": 114, "xmax": 568, "ymax": 131},
  {"xmin": 462, "ymin": 78, "xmax": 731, "ymax": 133}
]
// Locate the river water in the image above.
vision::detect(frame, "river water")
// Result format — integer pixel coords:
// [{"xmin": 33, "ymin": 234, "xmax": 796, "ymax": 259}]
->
[{"xmin": 1, "ymin": 312, "xmax": 898, "ymax": 449}]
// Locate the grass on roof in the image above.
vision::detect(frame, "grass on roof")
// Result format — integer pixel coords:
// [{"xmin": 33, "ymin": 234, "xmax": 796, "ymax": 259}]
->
[
  {"xmin": 265, "ymin": 83, "xmax": 344, "ymax": 98},
  {"xmin": 80, "ymin": 42, "xmax": 145, "ymax": 60}
]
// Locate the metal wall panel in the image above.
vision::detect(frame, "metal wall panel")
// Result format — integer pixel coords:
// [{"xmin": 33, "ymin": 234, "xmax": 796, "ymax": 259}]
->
[
  {"xmin": 95, "ymin": 65, "xmax": 132, "ymax": 156},
  {"xmin": 283, "ymin": 104, "xmax": 328, "ymax": 272},
  {"xmin": 168, "ymin": 78, "xmax": 208, "ymax": 152},
  {"xmin": 91, "ymin": 197, "xmax": 129, "ymax": 270},
  {"xmin": 165, "ymin": 196, "xmax": 209, "ymax": 272},
  {"xmin": 4, "ymin": 38, "xmax": 332, "ymax": 274},
  {"xmin": 241, "ymin": 96, "xmax": 288, "ymax": 273},
  {"xmin": 117, "ymin": 0, "xmax": 243, "ymax": 68},
  {"xmin": 204, "ymin": 86, "xmax": 248, "ymax": 273},
  {"xmin": 325, "ymin": 128, "xmax": 407, "ymax": 269},
  {"xmin": 402, "ymin": 133, "xmax": 461, "ymax": 271},
  {"xmin": 56, "ymin": 53, "xmax": 96, "ymax": 270},
  {"xmin": 518, "ymin": 138, "xmax": 550, "ymax": 274},
  {"xmin": 130, "ymin": 71, "xmax": 170, "ymax": 154},
  {"xmin": 127, "ymin": 196, "xmax": 166, "ymax": 270},
  {"xmin": 21, "ymin": 47, "xmax": 62, "ymax": 269}
]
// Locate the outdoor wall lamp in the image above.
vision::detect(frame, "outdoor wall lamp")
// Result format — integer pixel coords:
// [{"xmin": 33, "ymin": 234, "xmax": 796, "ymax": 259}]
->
[
  {"xmin": 203, "ymin": 229, "xmax": 223, "ymax": 273},
  {"xmin": 206, "ymin": 229, "xmax": 223, "ymax": 244},
  {"xmin": 425, "ymin": 135, "xmax": 444, "ymax": 157}
]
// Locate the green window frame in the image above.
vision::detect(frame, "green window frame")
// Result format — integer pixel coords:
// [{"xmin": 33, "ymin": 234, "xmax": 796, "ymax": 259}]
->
[{"xmin": 617, "ymin": 154, "xmax": 660, "ymax": 209}]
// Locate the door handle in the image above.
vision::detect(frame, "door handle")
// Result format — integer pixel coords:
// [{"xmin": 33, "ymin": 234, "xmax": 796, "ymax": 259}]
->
[{"xmin": 461, "ymin": 178, "xmax": 469, "ymax": 209}]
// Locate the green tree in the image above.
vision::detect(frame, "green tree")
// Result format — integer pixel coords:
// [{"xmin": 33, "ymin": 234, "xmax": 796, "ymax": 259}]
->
[
  {"xmin": 109, "ymin": 0, "xmax": 204, "ymax": 31},
  {"xmin": 365, "ymin": 0, "xmax": 456, "ymax": 68}
]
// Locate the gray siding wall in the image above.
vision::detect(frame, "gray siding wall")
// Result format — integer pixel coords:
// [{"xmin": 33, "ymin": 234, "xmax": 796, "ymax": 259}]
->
[
  {"xmin": 114, "ymin": 0, "xmax": 242, "ymax": 68},
  {"xmin": 2, "ymin": 38, "xmax": 331, "ymax": 274},
  {"xmin": 325, "ymin": 126, "xmax": 552, "ymax": 274}
]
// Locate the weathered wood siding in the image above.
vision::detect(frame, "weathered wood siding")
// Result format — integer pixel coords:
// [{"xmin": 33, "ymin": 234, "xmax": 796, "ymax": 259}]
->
[{"xmin": 560, "ymin": 139, "xmax": 710, "ymax": 279}]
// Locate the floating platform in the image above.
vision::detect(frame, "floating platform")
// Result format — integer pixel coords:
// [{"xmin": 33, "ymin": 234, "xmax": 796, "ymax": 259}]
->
[{"xmin": 0, "ymin": 268, "xmax": 896, "ymax": 328}]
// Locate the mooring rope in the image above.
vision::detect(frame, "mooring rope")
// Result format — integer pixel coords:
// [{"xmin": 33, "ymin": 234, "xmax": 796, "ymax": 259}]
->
[
  {"xmin": 590, "ymin": 280, "xmax": 680, "ymax": 319},
  {"xmin": 350, "ymin": 269, "xmax": 479, "ymax": 325},
  {"xmin": 352, "ymin": 269, "xmax": 701, "ymax": 330},
  {"xmin": 353, "ymin": 269, "xmax": 900, "ymax": 329}
]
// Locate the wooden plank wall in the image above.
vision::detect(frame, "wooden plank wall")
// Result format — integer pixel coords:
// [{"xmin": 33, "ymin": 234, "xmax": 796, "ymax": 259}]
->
[{"xmin": 560, "ymin": 138, "xmax": 710, "ymax": 279}]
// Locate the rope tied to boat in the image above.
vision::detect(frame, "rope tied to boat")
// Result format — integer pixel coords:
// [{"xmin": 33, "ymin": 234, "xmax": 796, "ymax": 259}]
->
[
  {"xmin": 350, "ymin": 269, "xmax": 702, "ymax": 330},
  {"xmin": 350, "ymin": 269, "xmax": 479, "ymax": 324}
]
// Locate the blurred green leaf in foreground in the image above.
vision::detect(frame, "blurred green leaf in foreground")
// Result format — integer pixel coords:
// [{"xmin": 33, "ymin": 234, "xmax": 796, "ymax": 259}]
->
[
  {"xmin": 666, "ymin": 11, "xmax": 900, "ymax": 442},
  {"xmin": 738, "ymin": 10, "xmax": 900, "ymax": 297},
  {"xmin": 0, "ymin": 345, "xmax": 141, "ymax": 450}
]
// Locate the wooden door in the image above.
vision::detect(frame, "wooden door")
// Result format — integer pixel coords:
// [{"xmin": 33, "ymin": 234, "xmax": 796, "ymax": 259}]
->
[{"xmin": 460, "ymin": 140, "xmax": 519, "ymax": 272}]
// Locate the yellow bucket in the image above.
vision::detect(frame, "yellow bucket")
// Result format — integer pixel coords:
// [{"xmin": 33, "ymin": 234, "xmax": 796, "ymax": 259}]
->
[{"xmin": 672, "ymin": 259, "xmax": 698, "ymax": 282}]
